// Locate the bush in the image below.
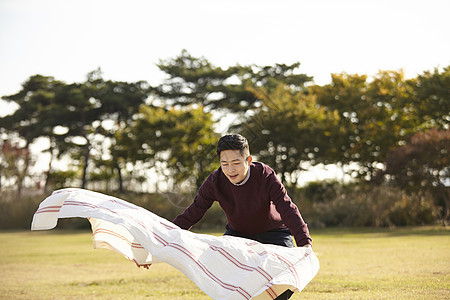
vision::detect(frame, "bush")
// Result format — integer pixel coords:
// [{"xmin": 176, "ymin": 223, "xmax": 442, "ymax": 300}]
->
[
  {"xmin": 0, "ymin": 191, "xmax": 46, "ymax": 229},
  {"xmin": 294, "ymin": 182, "xmax": 439, "ymax": 228},
  {"xmin": 0, "ymin": 183, "xmax": 440, "ymax": 230}
]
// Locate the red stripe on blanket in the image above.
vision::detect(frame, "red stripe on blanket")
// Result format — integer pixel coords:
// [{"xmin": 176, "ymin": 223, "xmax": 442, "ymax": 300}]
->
[
  {"xmin": 209, "ymin": 245, "xmax": 273, "ymax": 282},
  {"xmin": 35, "ymin": 205, "xmax": 62, "ymax": 214},
  {"xmin": 62, "ymin": 200, "xmax": 252, "ymax": 298},
  {"xmin": 266, "ymin": 285, "xmax": 277, "ymax": 299},
  {"xmin": 247, "ymin": 249, "xmax": 301, "ymax": 288},
  {"xmin": 168, "ymin": 243, "xmax": 252, "ymax": 299},
  {"xmin": 92, "ymin": 228, "xmax": 145, "ymax": 249}
]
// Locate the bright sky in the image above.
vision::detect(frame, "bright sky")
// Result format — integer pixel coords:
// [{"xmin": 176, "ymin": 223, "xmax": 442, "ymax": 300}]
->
[{"xmin": 1, "ymin": 0, "xmax": 449, "ymax": 112}]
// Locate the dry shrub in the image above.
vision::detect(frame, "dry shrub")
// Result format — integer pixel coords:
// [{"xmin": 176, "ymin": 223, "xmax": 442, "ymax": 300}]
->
[
  {"xmin": 0, "ymin": 191, "xmax": 45, "ymax": 229},
  {"xmin": 294, "ymin": 182, "xmax": 439, "ymax": 228}
]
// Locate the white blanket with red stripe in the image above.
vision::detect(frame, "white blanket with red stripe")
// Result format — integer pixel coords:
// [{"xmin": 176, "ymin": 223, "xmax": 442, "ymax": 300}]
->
[{"xmin": 31, "ymin": 188, "xmax": 319, "ymax": 299}]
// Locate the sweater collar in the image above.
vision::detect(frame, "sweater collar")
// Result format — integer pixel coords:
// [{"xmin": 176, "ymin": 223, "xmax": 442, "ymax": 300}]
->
[{"xmin": 231, "ymin": 166, "xmax": 251, "ymax": 186}]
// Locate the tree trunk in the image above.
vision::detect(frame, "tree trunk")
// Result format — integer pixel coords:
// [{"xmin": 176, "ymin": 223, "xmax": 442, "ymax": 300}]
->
[
  {"xmin": 44, "ymin": 141, "xmax": 54, "ymax": 193},
  {"xmin": 115, "ymin": 161, "xmax": 123, "ymax": 193},
  {"xmin": 17, "ymin": 143, "xmax": 31, "ymax": 197},
  {"xmin": 196, "ymin": 159, "xmax": 204, "ymax": 189},
  {"xmin": 442, "ymin": 188, "xmax": 449, "ymax": 227},
  {"xmin": 81, "ymin": 140, "xmax": 91, "ymax": 189}
]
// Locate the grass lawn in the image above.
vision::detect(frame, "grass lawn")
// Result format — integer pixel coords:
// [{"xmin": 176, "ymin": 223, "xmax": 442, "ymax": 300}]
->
[{"xmin": 0, "ymin": 226, "xmax": 448, "ymax": 299}]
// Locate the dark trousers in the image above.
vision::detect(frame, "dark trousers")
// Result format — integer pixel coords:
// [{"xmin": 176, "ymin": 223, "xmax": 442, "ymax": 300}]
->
[
  {"xmin": 224, "ymin": 226, "xmax": 295, "ymax": 248},
  {"xmin": 224, "ymin": 227, "xmax": 295, "ymax": 299}
]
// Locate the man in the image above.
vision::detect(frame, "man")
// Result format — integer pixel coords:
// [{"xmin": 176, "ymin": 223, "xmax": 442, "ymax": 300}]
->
[{"xmin": 173, "ymin": 134, "xmax": 312, "ymax": 300}]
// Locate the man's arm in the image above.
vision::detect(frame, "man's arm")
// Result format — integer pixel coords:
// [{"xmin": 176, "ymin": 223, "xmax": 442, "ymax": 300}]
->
[
  {"xmin": 266, "ymin": 172, "xmax": 312, "ymax": 247},
  {"xmin": 172, "ymin": 191, "xmax": 214, "ymax": 230}
]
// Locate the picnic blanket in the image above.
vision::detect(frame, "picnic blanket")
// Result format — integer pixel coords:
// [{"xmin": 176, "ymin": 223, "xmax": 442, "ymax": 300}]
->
[{"xmin": 31, "ymin": 188, "xmax": 319, "ymax": 299}]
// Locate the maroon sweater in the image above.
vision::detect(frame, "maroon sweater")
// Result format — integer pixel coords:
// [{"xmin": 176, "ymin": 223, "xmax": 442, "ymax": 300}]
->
[{"xmin": 173, "ymin": 162, "xmax": 312, "ymax": 246}]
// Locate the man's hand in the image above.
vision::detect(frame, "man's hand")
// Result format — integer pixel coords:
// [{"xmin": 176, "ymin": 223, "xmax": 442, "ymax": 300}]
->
[{"xmin": 133, "ymin": 259, "xmax": 152, "ymax": 269}]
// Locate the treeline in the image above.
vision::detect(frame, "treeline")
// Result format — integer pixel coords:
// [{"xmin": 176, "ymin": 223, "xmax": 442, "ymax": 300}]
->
[{"xmin": 0, "ymin": 50, "xmax": 449, "ymax": 228}]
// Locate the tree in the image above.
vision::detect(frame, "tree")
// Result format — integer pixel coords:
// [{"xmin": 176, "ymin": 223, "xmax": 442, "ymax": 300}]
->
[
  {"xmin": 91, "ymin": 77, "xmax": 150, "ymax": 192},
  {"xmin": 153, "ymin": 49, "xmax": 243, "ymax": 110},
  {"xmin": 383, "ymin": 128, "xmax": 450, "ymax": 225},
  {"xmin": 311, "ymin": 73, "xmax": 368, "ymax": 166},
  {"xmin": 130, "ymin": 104, "xmax": 219, "ymax": 189},
  {"xmin": 0, "ymin": 75, "xmax": 66, "ymax": 192},
  {"xmin": 52, "ymin": 77, "xmax": 104, "ymax": 189},
  {"xmin": 0, "ymin": 140, "xmax": 33, "ymax": 196},
  {"xmin": 153, "ymin": 50, "xmax": 312, "ymax": 114},
  {"xmin": 32, "ymin": 70, "xmax": 150, "ymax": 192},
  {"xmin": 237, "ymin": 84, "xmax": 340, "ymax": 187},
  {"xmin": 409, "ymin": 66, "xmax": 450, "ymax": 129},
  {"xmin": 311, "ymin": 71, "xmax": 417, "ymax": 180},
  {"xmin": 246, "ymin": 62, "xmax": 312, "ymax": 92}
]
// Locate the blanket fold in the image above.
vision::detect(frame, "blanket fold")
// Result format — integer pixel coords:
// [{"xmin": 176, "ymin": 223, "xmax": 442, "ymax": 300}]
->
[{"xmin": 31, "ymin": 188, "xmax": 319, "ymax": 300}]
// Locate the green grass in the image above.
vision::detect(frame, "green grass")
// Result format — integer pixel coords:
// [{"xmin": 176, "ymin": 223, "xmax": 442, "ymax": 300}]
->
[
  {"xmin": 303, "ymin": 227, "xmax": 449, "ymax": 299},
  {"xmin": 0, "ymin": 227, "xmax": 449, "ymax": 299}
]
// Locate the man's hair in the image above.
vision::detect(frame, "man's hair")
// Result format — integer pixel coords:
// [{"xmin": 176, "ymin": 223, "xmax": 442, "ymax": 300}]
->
[{"xmin": 216, "ymin": 134, "xmax": 250, "ymax": 159}]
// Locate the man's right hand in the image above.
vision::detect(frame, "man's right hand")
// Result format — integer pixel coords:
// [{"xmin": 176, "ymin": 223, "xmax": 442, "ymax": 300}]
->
[{"xmin": 133, "ymin": 259, "xmax": 152, "ymax": 269}]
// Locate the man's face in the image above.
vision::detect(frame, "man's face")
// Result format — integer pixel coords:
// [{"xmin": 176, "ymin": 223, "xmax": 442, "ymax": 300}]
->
[{"xmin": 219, "ymin": 149, "xmax": 252, "ymax": 184}]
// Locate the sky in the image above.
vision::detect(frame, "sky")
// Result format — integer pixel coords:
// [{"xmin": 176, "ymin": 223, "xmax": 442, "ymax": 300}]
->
[
  {"xmin": 1, "ymin": 0, "xmax": 449, "ymax": 113},
  {"xmin": 0, "ymin": 0, "xmax": 449, "ymax": 185}
]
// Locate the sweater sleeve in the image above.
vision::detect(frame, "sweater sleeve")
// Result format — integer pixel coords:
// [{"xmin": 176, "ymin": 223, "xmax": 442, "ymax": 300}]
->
[
  {"xmin": 266, "ymin": 171, "xmax": 312, "ymax": 247},
  {"xmin": 172, "ymin": 186, "xmax": 214, "ymax": 230}
]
